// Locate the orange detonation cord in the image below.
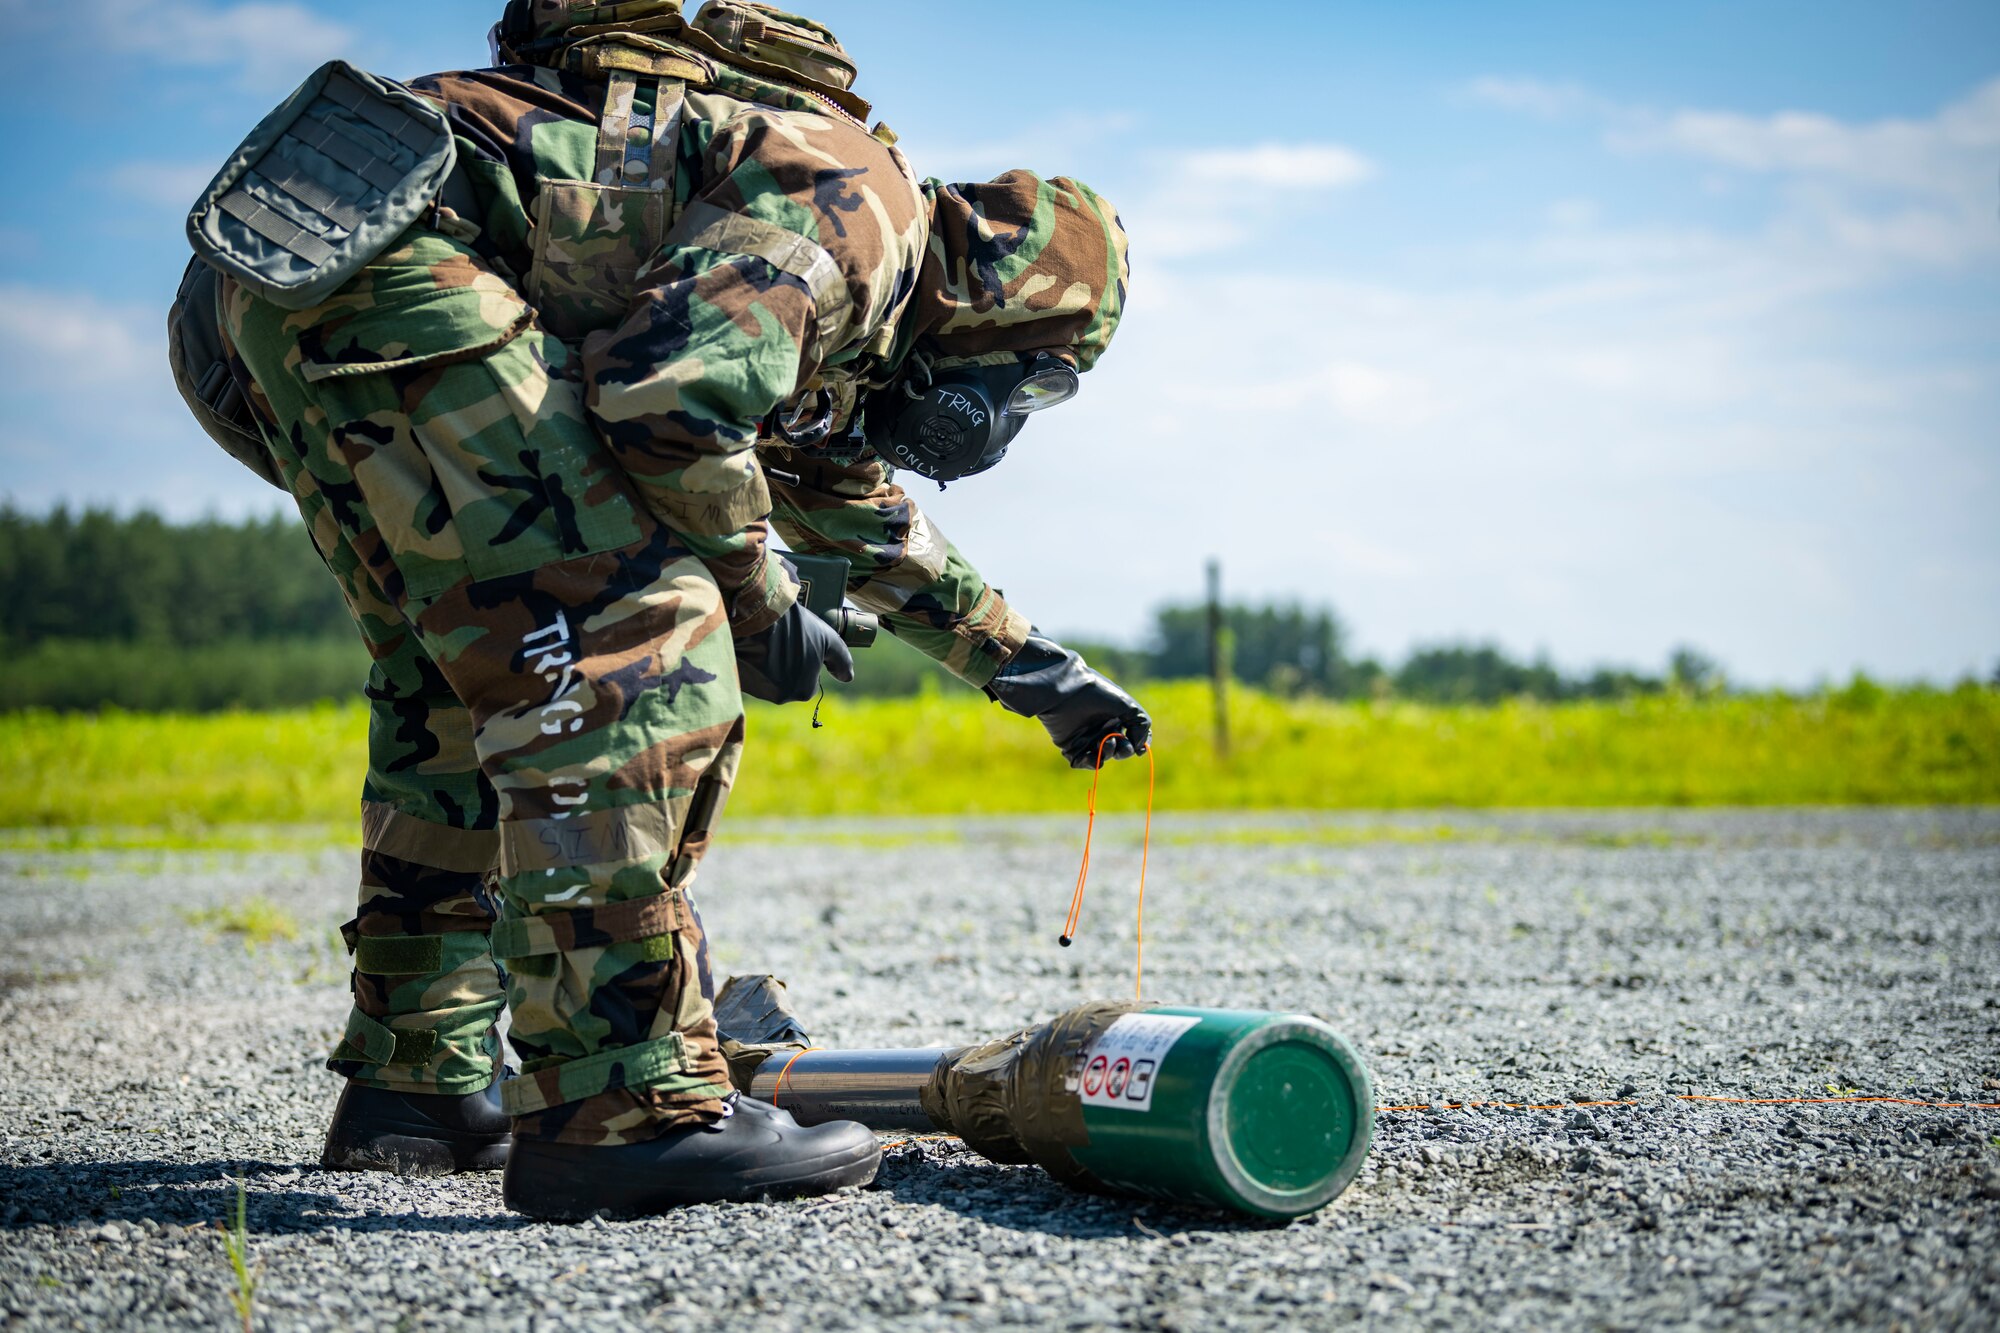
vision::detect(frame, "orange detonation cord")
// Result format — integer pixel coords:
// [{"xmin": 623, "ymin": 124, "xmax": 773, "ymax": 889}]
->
[
  {"xmin": 1374, "ymin": 1095, "xmax": 2000, "ymax": 1113},
  {"xmin": 862, "ymin": 740, "xmax": 2000, "ymax": 1147},
  {"xmin": 876, "ymin": 1095, "xmax": 1999, "ymax": 1153},
  {"xmin": 1060, "ymin": 735, "xmax": 1156, "ymax": 999},
  {"xmin": 767, "ymin": 1046, "xmax": 821, "ymax": 1111}
]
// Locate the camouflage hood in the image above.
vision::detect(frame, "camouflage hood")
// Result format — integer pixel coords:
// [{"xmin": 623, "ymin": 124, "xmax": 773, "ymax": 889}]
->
[
  {"xmin": 907, "ymin": 171, "xmax": 1130, "ymax": 372},
  {"xmin": 494, "ymin": 0, "xmax": 687, "ymax": 63}
]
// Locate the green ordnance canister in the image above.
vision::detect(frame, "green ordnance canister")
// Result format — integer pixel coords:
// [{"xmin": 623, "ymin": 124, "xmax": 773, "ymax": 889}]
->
[
  {"xmin": 1064, "ymin": 1007, "xmax": 1375, "ymax": 1218},
  {"xmin": 742, "ymin": 1000, "xmax": 1375, "ymax": 1220}
]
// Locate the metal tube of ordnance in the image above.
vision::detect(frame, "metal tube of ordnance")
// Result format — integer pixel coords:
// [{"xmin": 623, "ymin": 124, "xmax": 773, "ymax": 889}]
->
[
  {"xmin": 748, "ymin": 1005, "xmax": 1375, "ymax": 1220},
  {"xmin": 749, "ymin": 1048, "xmax": 954, "ymax": 1131}
]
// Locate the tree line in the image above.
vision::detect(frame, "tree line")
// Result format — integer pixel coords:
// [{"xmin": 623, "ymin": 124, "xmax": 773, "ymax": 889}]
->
[
  {"xmin": 0, "ymin": 505, "xmax": 1795, "ymax": 712},
  {"xmin": 1068, "ymin": 605, "xmax": 1715, "ymax": 704},
  {"xmin": 1, "ymin": 505, "xmax": 346, "ymax": 648}
]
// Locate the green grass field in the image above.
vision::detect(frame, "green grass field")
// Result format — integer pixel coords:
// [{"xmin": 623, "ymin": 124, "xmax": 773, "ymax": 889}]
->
[{"xmin": 2, "ymin": 681, "xmax": 1994, "ymax": 846}]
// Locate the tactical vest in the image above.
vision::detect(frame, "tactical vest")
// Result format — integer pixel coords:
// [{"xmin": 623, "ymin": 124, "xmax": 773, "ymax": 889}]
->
[
  {"xmin": 524, "ymin": 4, "xmax": 907, "ymax": 448},
  {"xmin": 173, "ymin": 2, "xmax": 904, "ymax": 477}
]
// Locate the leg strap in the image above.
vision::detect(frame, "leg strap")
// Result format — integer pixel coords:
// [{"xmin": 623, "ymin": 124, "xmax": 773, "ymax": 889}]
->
[
  {"xmin": 501, "ymin": 1032, "xmax": 697, "ymax": 1117},
  {"xmin": 332, "ymin": 1010, "xmax": 439, "ymax": 1068},
  {"xmin": 362, "ymin": 800, "xmax": 498, "ymax": 876}
]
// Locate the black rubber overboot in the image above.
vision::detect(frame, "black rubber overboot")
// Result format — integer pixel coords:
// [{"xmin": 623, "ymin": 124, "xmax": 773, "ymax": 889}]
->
[
  {"xmin": 501, "ymin": 1097, "xmax": 880, "ymax": 1220},
  {"xmin": 320, "ymin": 1080, "xmax": 512, "ymax": 1176}
]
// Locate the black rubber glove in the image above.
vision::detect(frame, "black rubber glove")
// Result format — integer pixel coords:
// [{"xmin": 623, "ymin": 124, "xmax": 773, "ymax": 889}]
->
[
  {"xmin": 985, "ymin": 629, "xmax": 1153, "ymax": 769},
  {"xmin": 735, "ymin": 596, "xmax": 855, "ymax": 705}
]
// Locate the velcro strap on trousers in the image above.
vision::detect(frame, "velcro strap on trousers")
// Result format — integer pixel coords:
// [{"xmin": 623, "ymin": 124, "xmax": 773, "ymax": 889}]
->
[
  {"xmin": 489, "ymin": 889, "xmax": 691, "ymax": 961},
  {"xmin": 500, "ymin": 1032, "xmax": 694, "ymax": 1117},
  {"xmin": 332, "ymin": 1010, "xmax": 439, "ymax": 1068},
  {"xmin": 354, "ymin": 934, "xmax": 444, "ymax": 975}
]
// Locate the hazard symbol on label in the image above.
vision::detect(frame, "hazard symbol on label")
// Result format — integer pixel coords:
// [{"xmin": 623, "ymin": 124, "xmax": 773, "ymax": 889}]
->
[{"xmin": 1077, "ymin": 1013, "xmax": 1201, "ymax": 1113}]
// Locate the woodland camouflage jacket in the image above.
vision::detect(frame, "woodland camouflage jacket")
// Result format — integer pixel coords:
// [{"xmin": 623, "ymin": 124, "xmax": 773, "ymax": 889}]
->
[{"xmin": 400, "ymin": 60, "xmax": 1033, "ymax": 682}]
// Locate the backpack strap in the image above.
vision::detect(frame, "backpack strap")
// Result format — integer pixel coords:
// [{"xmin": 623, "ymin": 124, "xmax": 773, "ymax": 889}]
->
[{"xmin": 593, "ymin": 69, "xmax": 685, "ymax": 190}]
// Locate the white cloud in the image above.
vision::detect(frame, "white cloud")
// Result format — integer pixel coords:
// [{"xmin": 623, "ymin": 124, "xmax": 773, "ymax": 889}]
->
[
  {"xmin": 1121, "ymin": 140, "xmax": 1378, "ymax": 259},
  {"xmin": 0, "ymin": 0, "xmax": 355, "ymax": 89},
  {"xmin": 1165, "ymin": 359, "xmax": 1436, "ymax": 431},
  {"xmin": 1464, "ymin": 77, "xmax": 1607, "ymax": 120},
  {"xmin": 0, "ymin": 286, "xmax": 157, "ymax": 388},
  {"xmin": 1469, "ymin": 74, "xmax": 2000, "ymax": 267},
  {"xmin": 894, "ymin": 112, "xmax": 1143, "ymax": 184},
  {"xmin": 0, "ymin": 284, "xmax": 283, "ymax": 518},
  {"xmin": 1177, "ymin": 144, "xmax": 1376, "ymax": 190},
  {"xmin": 1618, "ymin": 78, "xmax": 2000, "ymax": 198}
]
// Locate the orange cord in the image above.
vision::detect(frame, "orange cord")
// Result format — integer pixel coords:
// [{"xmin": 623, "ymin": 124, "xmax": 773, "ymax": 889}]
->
[
  {"xmin": 1375, "ymin": 1095, "xmax": 2000, "ymax": 1113},
  {"xmin": 1676, "ymin": 1094, "xmax": 2000, "ymax": 1109},
  {"xmin": 877, "ymin": 1090, "xmax": 1995, "ymax": 1156},
  {"xmin": 1060, "ymin": 735, "xmax": 1156, "ymax": 999},
  {"xmin": 768, "ymin": 1046, "xmax": 821, "ymax": 1110}
]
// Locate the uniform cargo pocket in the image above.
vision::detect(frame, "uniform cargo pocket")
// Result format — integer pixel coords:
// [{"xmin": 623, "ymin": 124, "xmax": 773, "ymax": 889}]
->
[
  {"xmin": 527, "ymin": 180, "xmax": 669, "ymax": 344},
  {"xmin": 301, "ymin": 288, "xmax": 642, "ymax": 597}
]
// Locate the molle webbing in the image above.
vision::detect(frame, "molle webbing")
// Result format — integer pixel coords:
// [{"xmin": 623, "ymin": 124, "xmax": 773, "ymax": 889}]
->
[
  {"xmin": 594, "ymin": 70, "xmax": 684, "ymax": 188},
  {"xmin": 216, "ymin": 190, "xmax": 336, "ymax": 266},
  {"xmin": 557, "ymin": 27, "xmax": 873, "ymax": 124},
  {"xmin": 285, "ymin": 108, "xmax": 408, "ymax": 192}
]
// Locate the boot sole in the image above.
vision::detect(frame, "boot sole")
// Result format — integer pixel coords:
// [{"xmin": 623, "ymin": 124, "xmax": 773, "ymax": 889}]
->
[
  {"xmin": 502, "ymin": 1139, "xmax": 881, "ymax": 1220},
  {"xmin": 321, "ymin": 1130, "xmax": 510, "ymax": 1177}
]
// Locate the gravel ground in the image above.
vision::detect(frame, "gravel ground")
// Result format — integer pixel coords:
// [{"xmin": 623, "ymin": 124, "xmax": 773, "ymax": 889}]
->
[{"xmin": 2, "ymin": 807, "xmax": 1997, "ymax": 1331}]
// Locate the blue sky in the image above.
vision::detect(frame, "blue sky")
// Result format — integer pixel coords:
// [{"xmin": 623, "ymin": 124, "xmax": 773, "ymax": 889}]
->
[{"xmin": 1, "ymin": 0, "xmax": 1995, "ymax": 685}]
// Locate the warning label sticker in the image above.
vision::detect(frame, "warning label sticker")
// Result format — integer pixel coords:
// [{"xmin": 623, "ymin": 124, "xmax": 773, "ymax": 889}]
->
[{"xmin": 1077, "ymin": 1013, "xmax": 1201, "ymax": 1113}]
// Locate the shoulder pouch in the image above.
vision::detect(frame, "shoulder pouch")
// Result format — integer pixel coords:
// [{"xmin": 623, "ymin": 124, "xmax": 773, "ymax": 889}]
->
[
  {"xmin": 687, "ymin": 3, "xmax": 858, "ymax": 99},
  {"xmin": 186, "ymin": 60, "xmax": 456, "ymax": 312}
]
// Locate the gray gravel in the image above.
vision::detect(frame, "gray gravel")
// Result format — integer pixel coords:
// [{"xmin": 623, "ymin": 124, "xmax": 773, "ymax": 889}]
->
[{"xmin": 2, "ymin": 807, "xmax": 1997, "ymax": 1331}]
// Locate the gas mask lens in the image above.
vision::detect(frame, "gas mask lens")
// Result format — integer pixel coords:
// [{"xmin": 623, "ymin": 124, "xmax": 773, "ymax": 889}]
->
[
  {"xmin": 864, "ymin": 353, "xmax": 1083, "ymax": 483},
  {"xmin": 1004, "ymin": 361, "xmax": 1080, "ymax": 417}
]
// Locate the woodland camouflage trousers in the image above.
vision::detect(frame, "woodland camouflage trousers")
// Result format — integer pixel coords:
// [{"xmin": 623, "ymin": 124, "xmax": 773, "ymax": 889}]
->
[{"xmin": 222, "ymin": 227, "xmax": 740, "ymax": 1146}]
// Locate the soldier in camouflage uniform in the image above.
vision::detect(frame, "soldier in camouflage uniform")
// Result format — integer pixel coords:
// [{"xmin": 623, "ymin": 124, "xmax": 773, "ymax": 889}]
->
[{"xmin": 208, "ymin": 0, "xmax": 1147, "ymax": 1218}]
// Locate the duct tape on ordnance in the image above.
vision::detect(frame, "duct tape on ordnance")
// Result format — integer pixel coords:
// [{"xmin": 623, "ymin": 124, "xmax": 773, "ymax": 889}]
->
[
  {"xmin": 187, "ymin": 60, "xmax": 456, "ymax": 312},
  {"xmin": 920, "ymin": 1000, "xmax": 1144, "ymax": 1189}
]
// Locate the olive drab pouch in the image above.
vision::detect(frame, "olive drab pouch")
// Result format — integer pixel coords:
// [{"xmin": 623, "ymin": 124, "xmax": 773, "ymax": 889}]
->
[
  {"xmin": 525, "ymin": 69, "xmax": 687, "ymax": 343},
  {"xmin": 554, "ymin": 10, "xmax": 873, "ymax": 125},
  {"xmin": 186, "ymin": 61, "xmax": 456, "ymax": 312},
  {"xmin": 686, "ymin": 2, "xmax": 858, "ymax": 95},
  {"xmin": 167, "ymin": 256, "xmax": 285, "ymax": 490}
]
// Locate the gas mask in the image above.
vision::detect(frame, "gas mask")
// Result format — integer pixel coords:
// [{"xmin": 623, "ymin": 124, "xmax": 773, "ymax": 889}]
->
[{"xmin": 861, "ymin": 353, "xmax": 1080, "ymax": 483}]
